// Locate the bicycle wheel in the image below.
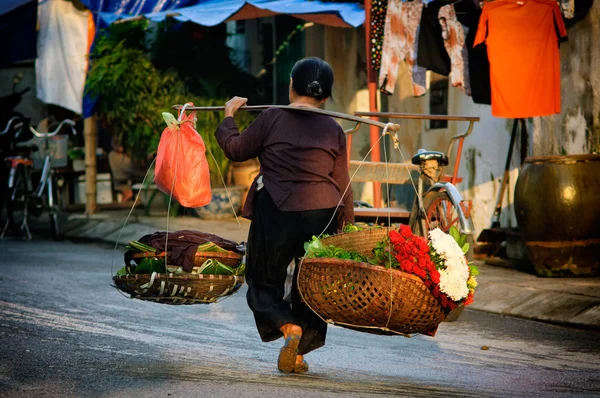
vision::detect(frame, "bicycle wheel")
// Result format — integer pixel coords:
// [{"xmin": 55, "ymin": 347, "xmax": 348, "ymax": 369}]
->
[
  {"xmin": 422, "ymin": 191, "xmax": 474, "ymax": 258},
  {"xmin": 5, "ymin": 163, "xmax": 30, "ymax": 237}
]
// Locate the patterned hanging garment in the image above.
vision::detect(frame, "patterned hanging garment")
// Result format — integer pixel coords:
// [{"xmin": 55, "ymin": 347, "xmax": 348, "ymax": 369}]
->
[
  {"xmin": 439, "ymin": 5, "xmax": 471, "ymax": 95},
  {"xmin": 370, "ymin": 0, "xmax": 388, "ymax": 72},
  {"xmin": 378, "ymin": 0, "xmax": 426, "ymax": 96}
]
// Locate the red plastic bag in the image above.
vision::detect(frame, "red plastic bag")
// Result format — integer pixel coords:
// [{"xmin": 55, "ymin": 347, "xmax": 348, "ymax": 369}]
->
[{"xmin": 154, "ymin": 104, "xmax": 211, "ymax": 208}]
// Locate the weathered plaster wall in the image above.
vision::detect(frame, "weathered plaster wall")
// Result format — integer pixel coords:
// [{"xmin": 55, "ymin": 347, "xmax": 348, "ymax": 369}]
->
[{"xmin": 533, "ymin": 3, "xmax": 600, "ymax": 155}]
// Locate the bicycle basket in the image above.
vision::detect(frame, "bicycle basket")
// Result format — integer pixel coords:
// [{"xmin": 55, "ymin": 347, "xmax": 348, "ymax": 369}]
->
[{"xmin": 27, "ymin": 134, "xmax": 68, "ymax": 169}]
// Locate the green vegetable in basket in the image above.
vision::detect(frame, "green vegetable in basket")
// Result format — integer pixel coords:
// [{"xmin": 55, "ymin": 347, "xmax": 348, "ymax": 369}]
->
[
  {"xmin": 304, "ymin": 235, "xmax": 326, "ymax": 257},
  {"xmin": 303, "ymin": 236, "xmax": 369, "ymax": 262},
  {"xmin": 370, "ymin": 238, "xmax": 399, "ymax": 269},
  {"xmin": 343, "ymin": 223, "xmax": 363, "ymax": 233},
  {"xmin": 197, "ymin": 242, "xmax": 229, "ymax": 253},
  {"xmin": 198, "ymin": 259, "xmax": 235, "ymax": 275},
  {"xmin": 115, "ymin": 266, "xmax": 128, "ymax": 276},
  {"xmin": 126, "ymin": 240, "xmax": 157, "ymax": 253},
  {"xmin": 134, "ymin": 257, "xmax": 167, "ymax": 274},
  {"xmin": 235, "ymin": 263, "xmax": 246, "ymax": 276}
]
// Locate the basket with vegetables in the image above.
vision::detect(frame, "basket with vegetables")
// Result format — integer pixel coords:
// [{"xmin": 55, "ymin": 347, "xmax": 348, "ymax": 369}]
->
[
  {"xmin": 113, "ymin": 233, "xmax": 246, "ymax": 305},
  {"xmin": 297, "ymin": 224, "xmax": 478, "ymax": 336}
]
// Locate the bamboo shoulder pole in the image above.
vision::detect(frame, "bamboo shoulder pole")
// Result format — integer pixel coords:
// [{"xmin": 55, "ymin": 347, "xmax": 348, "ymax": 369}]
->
[
  {"xmin": 172, "ymin": 104, "xmax": 401, "ymax": 132},
  {"xmin": 84, "ymin": 116, "xmax": 97, "ymax": 214}
]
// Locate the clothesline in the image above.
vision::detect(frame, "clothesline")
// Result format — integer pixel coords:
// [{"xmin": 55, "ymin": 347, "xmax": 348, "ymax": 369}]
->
[{"xmin": 372, "ymin": 0, "xmax": 572, "ymax": 118}]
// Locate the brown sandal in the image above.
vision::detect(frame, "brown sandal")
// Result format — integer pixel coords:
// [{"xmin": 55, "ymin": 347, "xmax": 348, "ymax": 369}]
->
[
  {"xmin": 293, "ymin": 360, "xmax": 309, "ymax": 373},
  {"xmin": 278, "ymin": 334, "xmax": 301, "ymax": 374}
]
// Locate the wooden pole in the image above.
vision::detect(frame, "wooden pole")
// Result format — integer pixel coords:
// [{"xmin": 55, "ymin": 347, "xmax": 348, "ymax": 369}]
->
[
  {"xmin": 84, "ymin": 115, "xmax": 97, "ymax": 214},
  {"xmin": 172, "ymin": 104, "xmax": 401, "ymax": 131},
  {"xmin": 363, "ymin": 0, "xmax": 382, "ymax": 208}
]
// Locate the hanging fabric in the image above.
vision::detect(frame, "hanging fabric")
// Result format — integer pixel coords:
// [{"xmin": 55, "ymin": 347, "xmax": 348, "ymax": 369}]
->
[
  {"xmin": 370, "ymin": 0, "xmax": 388, "ymax": 72},
  {"xmin": 417, "ymin": 2, "xmax": 470, "ymax": 94},
  {"xmin": 457, "ymin": 2, "xmax": 491, "ymax": 105},
  {"xmin": 36, "ymin": 0, "xmax": 93, "ymax": 114},
  {"xmin": 474, "ymin": 0, "xmax": 567, "ymax": 118},
  {"xmin": 438, "ymin": 5, "xmax": 470, "ymax": 95},
  {"xmin": 560, "ymin": 0, "xmax": 575, "ymax": 18},
  {"xmin": 378, "ymin": 0, "xmax": 426, "ymax": 96},
  {"xmin": 416, "ymin": 2, "xmax": 451, "ymax": 76}
]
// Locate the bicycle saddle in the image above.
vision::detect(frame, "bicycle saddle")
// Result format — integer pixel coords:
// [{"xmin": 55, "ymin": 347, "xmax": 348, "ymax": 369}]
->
[{"xmin": 411, "ymin": 149, "xmax": 448, "ymax": 166}]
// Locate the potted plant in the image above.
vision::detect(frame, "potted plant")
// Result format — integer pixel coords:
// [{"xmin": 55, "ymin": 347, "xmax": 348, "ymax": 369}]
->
[{"xmin": 68, "ymin": 147, "xmax": 85, "ymax": 172}]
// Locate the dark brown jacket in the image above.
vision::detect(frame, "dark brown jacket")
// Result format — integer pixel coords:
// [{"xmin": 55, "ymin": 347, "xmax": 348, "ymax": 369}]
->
[{"xmin": 215, "ymin": 108, "xmax": 354, "ymax": 227}]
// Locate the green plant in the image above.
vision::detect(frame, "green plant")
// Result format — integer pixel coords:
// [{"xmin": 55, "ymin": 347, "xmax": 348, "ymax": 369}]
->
[
  {"xmin": 86, "ymin": 34, "xmax": 178, "ymax": 161},
  {"xmin": 86, "ymin": 21, "xmax": 257, "ymax": 189},
  {"xmin": 67, "ymin": 147, "xmax": 85, "ymax": 160}
]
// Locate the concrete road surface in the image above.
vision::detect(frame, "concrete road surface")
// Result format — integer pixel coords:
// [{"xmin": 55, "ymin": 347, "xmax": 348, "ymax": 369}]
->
[{"xmin": 0, "ymin": 239, "xmax": 599, "ymax": 398}]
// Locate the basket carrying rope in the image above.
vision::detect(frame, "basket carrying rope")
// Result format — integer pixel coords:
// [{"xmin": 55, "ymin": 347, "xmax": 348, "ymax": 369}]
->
[
  {"xmin": 297, "ymin": 229, "xmax": 447, "ymax": 336},
  {"xmin": 111, "ymin": 102, "xmax": 246, "ymax": 305}
]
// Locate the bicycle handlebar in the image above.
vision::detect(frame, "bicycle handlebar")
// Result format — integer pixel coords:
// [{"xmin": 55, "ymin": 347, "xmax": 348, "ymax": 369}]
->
[
  {"xmin": 29, "ymin": 119, "xmax": 77, "ymax": 138},
  {"xmin": 0, "ymin": 116, "xmax": 24, "ymax": 136}
]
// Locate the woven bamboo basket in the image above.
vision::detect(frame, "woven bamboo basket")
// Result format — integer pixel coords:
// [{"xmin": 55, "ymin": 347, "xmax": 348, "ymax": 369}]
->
[
  {"xmin": 131, "ymin": 251, "xmax": 243, "ymax": 267},
  {"xmin": 297, "ymin": 228, "xmax": 446, "ymax": 336},
  {"xmin": 116, "ymin": 251, "xmax": 245, "ymax": 304},
  {"xmin": 113, "ymin": 272, "xmax": 244, "ymax": 305}
]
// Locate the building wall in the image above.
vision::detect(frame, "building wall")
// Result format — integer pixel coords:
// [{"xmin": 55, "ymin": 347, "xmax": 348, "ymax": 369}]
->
[
  {"xmin": 318, "ymin": 5, "xmax": 599, "ymax": 238},
  {"xmin": 0, "ymin": 65, "xmax": 48, "ymax": 126},
  {"xmin": 532, "ymin": 4, "xmax": 600, "ymax": 155}
]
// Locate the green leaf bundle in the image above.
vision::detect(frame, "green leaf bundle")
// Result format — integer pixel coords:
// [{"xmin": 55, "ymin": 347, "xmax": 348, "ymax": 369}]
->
[
  {"xmin": 198, "ymin": 259, "xmax": 235, "ymax": 275},
  {"xmin": 197, "ymin": 242, "xmax": 229, "ymax": 253},
  {"xmin": 126, "ymin": 240, "xmax": 157, "ymax": 253}
]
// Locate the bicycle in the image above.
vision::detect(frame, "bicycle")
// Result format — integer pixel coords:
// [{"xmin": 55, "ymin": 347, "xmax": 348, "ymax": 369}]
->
[
  {"xmin": 1, "ymin": 118, "xmax": 77, "ymax": 240},
  {"xmin": 0, "ymin": 116, "xmax": 28, "ymax": 229},
  {"xmin": 352, "ymin": 112, "xmax": 478, "ymax": 252}
]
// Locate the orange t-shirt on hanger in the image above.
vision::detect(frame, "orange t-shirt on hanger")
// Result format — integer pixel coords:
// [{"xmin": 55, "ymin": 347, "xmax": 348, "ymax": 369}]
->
[{"xmin": 474, "ymin": 0, "xmax": 567, "ymax": 118}]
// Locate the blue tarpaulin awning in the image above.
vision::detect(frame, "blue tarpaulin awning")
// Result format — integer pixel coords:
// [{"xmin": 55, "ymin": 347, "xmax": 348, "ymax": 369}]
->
[
  {"xmin": 0, "ymin": 0, "xmax": 35, "ymax": 15},
  {"xmin": 97, "ymin": 0, "xmax": 364, "ymax": 28}
]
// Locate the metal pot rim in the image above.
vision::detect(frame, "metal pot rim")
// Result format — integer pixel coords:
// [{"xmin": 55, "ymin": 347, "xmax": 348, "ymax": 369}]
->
[{"xmin": 524, "ymin": 154, "xmax": 600, "ymax": 165}]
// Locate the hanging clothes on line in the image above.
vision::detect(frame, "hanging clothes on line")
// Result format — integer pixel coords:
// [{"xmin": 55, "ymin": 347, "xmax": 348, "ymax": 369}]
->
[
  {"xmin": 560, "ymin": 0, "xmax": 575, "ymax": 18},
  {"xmin": 456, "ymin": 1, "xmax": 491, "ymax": 104},
  {"xmin": 379, "ymin": 0, "xmax": 474, "ymax": 97},
  {"xmin": 474, "ymin": 0, "xmax": 567, "ymax": 118},
  {"xmin": 561, "ymin": 0, "xmax": 594, "ymax": 28},
  {"xmin": 36, "ymin": 0, "xmax": 94, "ymax": 114},
  {"xmin": 370, "ymin": 0, "xmax": 388, "ymax": 72},
  {"xmin": 416, "ymin": 2, "xmax": 451, "ymax": 77},
  {"xmin": 378, "ymin": 0, "xmax": 427, "ymax": 96},
  {"xmin": 417, "ymin": 2, "xmax": 471, "ymax": 94},
  {"xmin": 438, "ymin": 5, "xmax": 470, "ymax": 95}
]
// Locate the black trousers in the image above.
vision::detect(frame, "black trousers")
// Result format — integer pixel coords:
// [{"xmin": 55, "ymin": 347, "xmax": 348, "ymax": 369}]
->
[{"xmin": 246, "ymin": 189, "xmax": 337, "ymax": 355}]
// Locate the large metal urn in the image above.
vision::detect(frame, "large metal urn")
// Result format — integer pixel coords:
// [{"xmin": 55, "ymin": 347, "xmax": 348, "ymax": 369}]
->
[{"xmin": 514, "ymin": 155, "xmax": 600, "ymax": 276}]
